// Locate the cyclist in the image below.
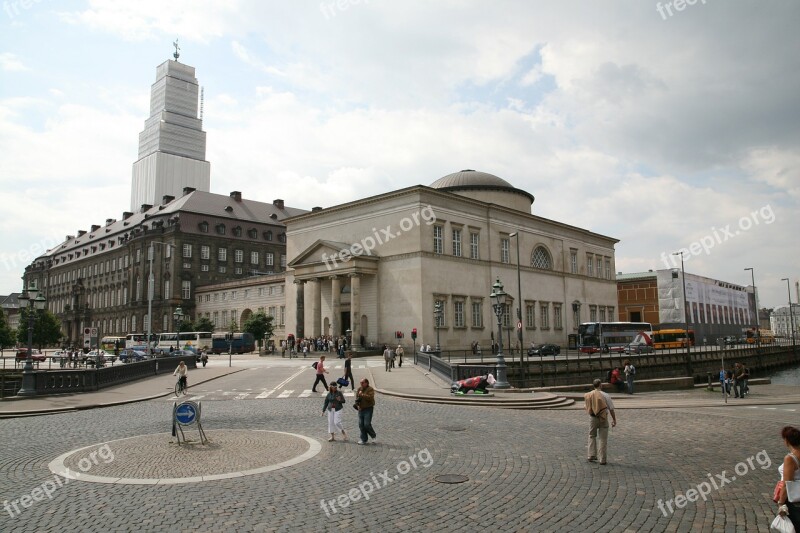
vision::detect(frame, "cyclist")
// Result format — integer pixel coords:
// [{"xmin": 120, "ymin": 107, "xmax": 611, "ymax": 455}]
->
[{"xmin": 173, "ymin": 360, "xmax": 189, "ymax": 394}]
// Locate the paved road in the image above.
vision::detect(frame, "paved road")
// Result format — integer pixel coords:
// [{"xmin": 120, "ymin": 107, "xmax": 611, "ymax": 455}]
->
[{"xmin": 1, "ymin": 383, "xmax": 793, "ymax": 531}]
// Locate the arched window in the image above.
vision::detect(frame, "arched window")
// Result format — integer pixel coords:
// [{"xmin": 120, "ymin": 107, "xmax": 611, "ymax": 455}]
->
[{"xmin": 531, "ymin": 246, "xmax": 552, "ymax": 270}]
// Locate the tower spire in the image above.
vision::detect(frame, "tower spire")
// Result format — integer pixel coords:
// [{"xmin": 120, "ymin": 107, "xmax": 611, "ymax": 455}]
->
[{"xmin": 173, "ymin": 38, "xmax": 180, "ymax": 61}]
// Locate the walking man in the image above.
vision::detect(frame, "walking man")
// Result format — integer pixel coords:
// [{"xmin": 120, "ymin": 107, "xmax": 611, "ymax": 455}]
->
[
  {"xmin": 356, "ymin": 378, "xmax": 377, "ymax": 445},
  {"xmin": 396, "ymin": 344, "xmax": 404, "ymax": 368},
  {"xmin": 312, "ymin": 355, "xmax": 329, "ymax": 392},
  {"xmin": 584, "ymin": 378, "xmax": 617, "ymax": 465},
  {"xmin": 623, "ymin": 359, "xmax": 636, "ymax": 395},
  {"xmin": 383, "ymin": 345, "xmax": 393, "ymax": 372},
  {"xmin": 343, "ymin": 352, "xmax": 355, "ymax": 391}
]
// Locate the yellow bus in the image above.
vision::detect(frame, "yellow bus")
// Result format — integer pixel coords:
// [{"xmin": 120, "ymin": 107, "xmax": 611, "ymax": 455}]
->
[
  {"xmin": 746, "ymin": 329, "xmax": 775, "ymax": 344},
  {"xmin": 100, "ymin": 336, "xmax": 125, "ymax": 352},
  {"xmin": 653, "ymin": 329, "xmax": 695, "ymax": 349}
]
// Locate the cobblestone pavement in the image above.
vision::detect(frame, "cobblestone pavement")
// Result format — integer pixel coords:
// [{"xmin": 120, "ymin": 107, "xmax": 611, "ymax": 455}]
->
[{"xmin": 0, "ymin": 396, "xmax": 792, "ymax": 532}]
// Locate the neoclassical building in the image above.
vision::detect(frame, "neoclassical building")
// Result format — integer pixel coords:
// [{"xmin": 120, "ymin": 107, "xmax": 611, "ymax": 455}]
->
[{"xmin": 285, "ymin": 170, "xmax": 619, "ymax": 351}]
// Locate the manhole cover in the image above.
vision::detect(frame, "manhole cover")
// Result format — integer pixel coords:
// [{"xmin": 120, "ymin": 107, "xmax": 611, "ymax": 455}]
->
[
  {"xmin": 434, "ymin": 474, "xmax": 469, "ymax": 484},
  {"xmin": 440, "ymin": 426, "xmax": 467, "ymax": 432}
]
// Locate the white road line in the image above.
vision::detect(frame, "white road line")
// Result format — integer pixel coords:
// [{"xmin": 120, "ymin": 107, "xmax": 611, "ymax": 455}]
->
[
  {"xmin": 187, "ymin": 395, "xmax": 205, "ymax": 401},
  {"xmin": 222, "ymin": 392, "xmax": 236, "ymax": 396},
  {"xmin": 782, "ymin": 409, "xmax": 796, "ymax": 412},
  {"xmin": 234, "ymin": 393, "xmax": 251, "ymax": 400},
  {"xmin": 357, "ymin": 365, "xmax": 366, "ymax": 369},
  {"xmin": 277, "ymin": 390, "xmax": 294, "ymax": 398},
  {"xmin": 764, "ymin": 407, "xmax": 778, "ymax": 410},
  {"xmin": 343, "ymin": 391, "xmax": 355, "ymax": 397},
  {"xmin": 273, "ymin": 367, "xmax": 307, "ymax": 390},
  {"xmin": 299, "ymin": 390, "xmax": 312, "ymax": 398},
  {"xmin": 255, "ymin": 390, "xmax": 274, "ymax": 399}
]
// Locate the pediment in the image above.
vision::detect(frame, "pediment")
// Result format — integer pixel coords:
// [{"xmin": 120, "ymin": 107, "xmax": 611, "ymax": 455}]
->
[{"xmin": 289, "ymin": 239, "xmax": 380, "ymax": 269}]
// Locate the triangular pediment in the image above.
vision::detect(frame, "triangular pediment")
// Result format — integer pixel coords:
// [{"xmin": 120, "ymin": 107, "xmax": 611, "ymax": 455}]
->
[{"xmin": 289, "ymin": 239, "xmax": 380, "ymax": 269}]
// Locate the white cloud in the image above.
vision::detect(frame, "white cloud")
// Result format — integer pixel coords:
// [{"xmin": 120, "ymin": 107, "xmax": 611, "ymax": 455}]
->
[{"xmin": 0, "ymin": 52, "xmax": 28, "ymax": 71}]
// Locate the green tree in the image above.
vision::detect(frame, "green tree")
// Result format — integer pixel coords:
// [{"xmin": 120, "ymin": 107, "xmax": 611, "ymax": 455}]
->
[
  {"xmin": 195, "ymin": 316, "xmax": 214, "ymax": 332},
  {"xmin": 16, "ymin": 307, "xmax": 62, "ymax": 349},
  {"xmin": 178, "ymin": 320, "xmax": 195, "ymax": 333},
  {"xmin": 0, "ymin": 308, "xmax": 15, "ymax": 352},
  {"xmin": 228, "ymin": 319, "xmax": 239, "ymax": 333},
  {"xmin": 243, "ymin": 312, "xmax": 274, "ymax": 351}
]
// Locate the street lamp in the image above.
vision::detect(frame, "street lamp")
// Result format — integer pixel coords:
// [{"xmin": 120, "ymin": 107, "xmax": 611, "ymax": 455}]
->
[
  {"xmin": 16, "ymin": 283, "xmax": 47, "ymax": 396},
  {"xmin": 490, "ymin": 279, "xmax": 511, "ymax": 389},
  {"xmin": 433, "ymin": 300, "xmax": 442, "ymax": 352},
  {"xmin": 672, "ymin": 250, "xmax": 691, "ymax": 354},
  {"xmin": 781, "ymin": 278, "xmax": 796, "ymax": 355},
  {"xmin": 744, "ymin": 267, "xmax": 759, "ymax": 347},
  {"xmin": 173, "ymin": 307, "xmax": 185, "ymax": 351},
  {"xmin": 509, "ymin": 232, "xmax": 524, "ymax": 376}
]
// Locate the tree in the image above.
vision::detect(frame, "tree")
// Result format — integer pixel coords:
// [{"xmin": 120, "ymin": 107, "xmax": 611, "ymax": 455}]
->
[
  {"xmin": 195, "ymin": 316, "xmax": 214, "ymax": 332},
  {"xmin": 243, "ymin": 312, "xmax": 274, "ymax": 352},
  {"xmin": 178, "ymin": 320, "xmax": 195, "ymax": 333},
  {"xmin": 228, "ymin": 318, "xmax": 239, "ymax": 333},
  {"xmin": 0, "ymin": 309, "xmax": 15, "ymax": 352},
  {"xmin": 16, "ymin": 307, "xmax": 62, "ymax": 349}
]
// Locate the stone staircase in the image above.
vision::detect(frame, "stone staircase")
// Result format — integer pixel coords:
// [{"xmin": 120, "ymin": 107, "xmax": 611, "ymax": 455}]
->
[{"xmin": 376, "ymin": 389, "xmax": 575, "ymax": 410}]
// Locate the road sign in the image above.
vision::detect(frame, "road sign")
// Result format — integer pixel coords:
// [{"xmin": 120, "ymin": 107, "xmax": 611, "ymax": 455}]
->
[
  {"xmin": 175, "ymin": 402, "xmax": 199, "ymax": 426},
  {"xmin": 517, "ymin": 321, "xmax": 522, "ymax": 330}
]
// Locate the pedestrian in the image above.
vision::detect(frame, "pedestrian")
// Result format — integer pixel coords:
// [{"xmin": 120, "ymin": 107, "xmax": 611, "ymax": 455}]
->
[
  {"xmin": 322, "ymin": 383, "xmax": 347, "ymax": 442},
  {"xmin": 383, "ymin": 345, "xmax": 393, "ymax": 372},
  {"xmin": 623, "ymin": 359, "xmax": 636, "ymax": 394},
  {"xmin": 775, "ymin": 426, "xmax": 800, "ymax": 531},
  {"xmin": 200, "ymin": 351, "xmax": 208, "ymax": 367},
  {"xmin": 356, "ymin": 378, "xmax": 377, "ymax": 445},
  {"xmin": 719, "ymin": 366, "xmax": 730, "ymax": 397},
  {"xmin": 742, "ymin": 364, "xmax": 750, "ymax": 395},
  {"xmin": 734, "ymin": 363, "xmax": 748, "ymax": 398},
  {"xmin": 343, "ymin": 351, "xmax": 355, "ymax": 391},
  {"xmin": 610, "ymin": 367, "xmax": 625, "ymax": 393},
  {"xmin": 396, "ymin": 344, "xmax": 404, "ymax": 367},
  {"xmin": 584, "ymin": 378, "xmax": 617, "ymax": 465},
  {"xmin": 312, "ymin": 355, "xmax": 329, "ymax": 392}
]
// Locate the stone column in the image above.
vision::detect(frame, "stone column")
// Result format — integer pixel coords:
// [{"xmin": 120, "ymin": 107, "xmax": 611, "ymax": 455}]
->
[
  {"xmin": 294, "ymin": 280, "xmax": 305, "ymax": 339},
  {"xmin": 311, "ymin": 279, "xmax": 321, "ymax": 337},
  {"xmin": 330, "ymin": 275, "xmax": 341, "ymax": 337},
  {"xmin": 350, "ymin": 273, "xmax": 361, "ymax": 349}
]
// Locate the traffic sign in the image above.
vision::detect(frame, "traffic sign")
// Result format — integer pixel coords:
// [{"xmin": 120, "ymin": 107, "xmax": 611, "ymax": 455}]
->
[
  {"xmin": 175, "ymin": 402, "xmax": 199, "ymax": 426},
  {"xmin": 517, "ymin": 321, "xmax": 522, "ymax": 330}
]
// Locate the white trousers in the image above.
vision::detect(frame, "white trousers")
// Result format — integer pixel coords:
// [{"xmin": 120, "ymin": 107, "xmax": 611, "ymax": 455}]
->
[{"xmin": 327, "ymin": 408, "xmax": 344, "ymax": 434}]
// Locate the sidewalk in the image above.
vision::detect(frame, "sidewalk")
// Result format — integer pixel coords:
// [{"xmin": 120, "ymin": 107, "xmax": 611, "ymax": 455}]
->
[{"xmin": 0, "ymin": 366, "xmax": 244, "ymax": 417}]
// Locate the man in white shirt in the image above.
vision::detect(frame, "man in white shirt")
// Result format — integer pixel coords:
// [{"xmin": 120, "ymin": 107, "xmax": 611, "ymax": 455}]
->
[{"xmin": 584, "ymin": 379, "xmax": 617, "ymax": 465}]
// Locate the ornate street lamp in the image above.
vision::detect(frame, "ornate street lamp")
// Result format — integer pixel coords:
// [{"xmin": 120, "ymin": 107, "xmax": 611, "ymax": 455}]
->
[
  {"xmin": 490, "ymin": 279, "xmax": 511, "ymax": 389},
  {"xmin": 173, "ymin": 307, "xmax": 185, "ymax": 351},
  {"xmin": 433, "ymin": 300, "xmax": 442, "ymax": 352},
  {"xmin": 17, "ymin": 283, "xmax": 47, "ymax": 396}
]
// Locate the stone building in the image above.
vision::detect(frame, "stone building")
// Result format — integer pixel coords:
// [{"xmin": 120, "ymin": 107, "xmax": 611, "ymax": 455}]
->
[{"xmin": 284, "ymin": 170, "xmax": 619, "ymax": 352}]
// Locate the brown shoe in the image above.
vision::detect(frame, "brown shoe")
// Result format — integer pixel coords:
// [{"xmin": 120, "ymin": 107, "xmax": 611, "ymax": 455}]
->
[{"xmin": 587, "ymin": 457, "xmax": 597, "ymax": 462}]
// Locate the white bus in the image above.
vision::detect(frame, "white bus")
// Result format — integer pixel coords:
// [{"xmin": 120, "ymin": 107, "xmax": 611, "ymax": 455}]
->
[
  {"xmin": 125, "ymin": 333, "xmax": 151, "ymax": 351},
  {"xmin": 155, "ymin": 331, "xmax": 213, "ymax": 354}
]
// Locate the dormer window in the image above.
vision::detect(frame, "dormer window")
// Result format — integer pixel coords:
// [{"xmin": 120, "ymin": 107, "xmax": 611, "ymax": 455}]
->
[
  {"xmin": 199, "ymin": 221, "xmax": 209, "ymax": 233},
  {"xmin": 216, "ymin": 224, "xmax": 226, "ymax": 235}
]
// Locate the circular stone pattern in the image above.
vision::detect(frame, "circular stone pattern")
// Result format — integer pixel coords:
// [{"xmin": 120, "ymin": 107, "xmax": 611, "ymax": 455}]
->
[
  {"xmin": 434, "ymin": 474, "xmax": 469, "ymax": 484},
  {"xmin": 48, "ymin": 430, "xmax": 321, "ymax": 485}
]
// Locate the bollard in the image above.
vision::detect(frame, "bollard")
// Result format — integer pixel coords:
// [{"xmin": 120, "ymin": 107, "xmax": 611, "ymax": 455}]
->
[{"xmin": 706, "ymin": 372, "xmax": 712, "ymax": 391}]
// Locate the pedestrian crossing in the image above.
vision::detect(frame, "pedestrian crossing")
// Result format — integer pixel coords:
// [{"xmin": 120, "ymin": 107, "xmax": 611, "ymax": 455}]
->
[{"xmin": 168, "ymin": 388, "xmax": 358, "ymax": 402}]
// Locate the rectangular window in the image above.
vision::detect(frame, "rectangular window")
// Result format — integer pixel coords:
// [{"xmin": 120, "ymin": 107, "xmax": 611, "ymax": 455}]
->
[
  {"xmin": 213, "ymin": 311, "xmax": 219, "ymax": 327},
  {"xmin": 605, "ymin": 258, "xmax": 611, "ymax": 280},
  {"xmin": 164, "ymin": 280, "xmax": 170, "ymax": 300},
  {"xmin": 183, "ymin": 262, "xmax": 191, "ymax": 269},
  {"xmin": 235, "ymin": 267, "xmax": 243, "ymax": 274},
  {"xmin": 182, "ymin": 244, "xmax": 192, "ymax": 258},
  {"xmin": 590, "ymin": 305, "xmax": 597, "ymax": 322},
  {"xmin": 201, "ymin": 264, "xmax": 209, "ymax": 272},
  {"xmin": 112, "ymin": 258, "xmax": 116, "ymax": 271},
  {"xmin": 526, "ymin": 303, "xmax": 535, "ymax": 328},
  {"xmin": 218, "ymin": 247, "xmax": 227, "ymax": 261},
  {"xmin": 265, "ymin": 253, "xmax": 274, "ymax": 266},
  {"xmin": 540, "ymin": 303, "xmax": 549, "ymax": 329},
  {"xmin": 250, "ymin": 251, "xmax": 259, "ymax": 265},
  {"xmin": 222, "ymin": 310, "xmax": 228, "ymax": 325},
  {"xmin": 181, "ymin": 280, "xmax": 191, "ymax": 299},
  {"xmin": 280, "ymin": 306, "xmax": 285, "ymax": 326},
  {"xmin": 502, "ymin": 304, "xmax": 511, "ymax": 327},
  {"xmin": 433, "ymin": 226, "xmax": 443, "ymax": 254},
  {"xmin": 201, "ymin": 246, "xmax": 210, "ymax": 260},
  {"xmin": 165, "ymin": 245, "xmax": 171, "ymax": 258},
  {"xmin": 268, "ymin": 306, "xmax": 276, "ymax": 318},
  {"xmin": 235, "ymin": 249, "xmax": 244, "ymax": 263},
  {"xmin": 501, "ymin": 238, "xmax": 510, "ymax": 264},
  {"xmin": 469, "ymin": 232, "xmax": 479, "ymax": 260},
  {"xmin": 471, "ymin": 301, "xmax": 482, "ymax": 327},
  {"xmin": 596, "ymin": 257, "xmax": 602, "ymax": 278},
  {"xmin": 454, "ymin": 301, "xmax": 465, "ymax": 327},
  {"xmin": 231, "ymin": 290, "xmax": 237, "ymax": 300},
  {"xmin": 586, "ymin": 253, "xmax": 594, "ymax": 276},
  {"xmin": 435, "ymin": 299, "xmax": 446, "ymax": 327},
  {"xmin": 222, "ymin": 292, "xmax": 227, "ymax": 301},
  {"xmin": 570, "ymin": 249, "xmax": 578, "ymax": 274},
  {"xmin": 135, "ymin": 249, "xmax": 141, "ymax": 263},
  {"xmin": 280, "ymin": 254, "xmax": 286, "ymax": 268},
  {"xmin": 554, "ymin": 305, "xmax": 563, "ymax": 329},
  {"xmin": 452, "ymin": 229, "xmax": 462, "ymax": 257},
  {"xmin": 599, "ymin": 307, "xmax": 606, "ymax": 322},
  {"xmin": 147, "ymin": 246, "xmax": 153, "ymax": 261}
]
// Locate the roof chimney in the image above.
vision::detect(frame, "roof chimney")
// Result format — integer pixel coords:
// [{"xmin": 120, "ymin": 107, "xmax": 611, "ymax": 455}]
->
[
  {"xmin": 311, "ymin": 206, "xmax": 323, "ymax": 212},
  {"xmin": 182, "ymin": 187, "xmax": 196, "ymax": 196},
  {"xmin": 140, "ymin": 204, "xmax": 153, "ymax": 213},
  {"xmin": 273, "ymin": 199, "xmax": 284, "ymax": 209},
  {"xmin": 230, "ymin": 191, "xmax": 242, "ymax": 202},
  {"xmin": 78, "ymin": 230, "xmax": 87, "ymax": 237},
  {"xmin": 66, "ymin": 235, "xmax": 75, "ymax": 241},
  {"xmin": 122, "ymin": 211, "xmax": 133, "ymax": 220},
  {"xmin": 91, "ymin": 225, "xmax": 101, "ymax": 233},
  {"xmin": 162, "ymin": 195, "xmax": 175, "ymax": 204},
  {"xmin": 105, "ymin": 218, "xmax": 115, "ymax": 226}
]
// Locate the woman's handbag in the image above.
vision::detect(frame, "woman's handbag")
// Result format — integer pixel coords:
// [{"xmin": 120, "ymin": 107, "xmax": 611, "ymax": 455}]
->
[
  {"xmin": 787, "ymin": 480, "xmax": 800, "ymax": 503},
  {"xmin": 774, "ymin": 481, "xmax": 785, "ymax": 503},
  {"xmin": 771, "ymin": 509, "xmax": 796, "ymax": 533}
]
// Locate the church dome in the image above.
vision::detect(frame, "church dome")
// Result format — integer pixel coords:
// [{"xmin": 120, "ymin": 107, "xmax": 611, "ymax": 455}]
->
[{"xmin": 429, "ymin": 169, "xmax": 534, "ymax": 211}]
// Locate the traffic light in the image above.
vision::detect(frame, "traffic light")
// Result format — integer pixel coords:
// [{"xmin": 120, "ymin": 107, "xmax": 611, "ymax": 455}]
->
[{"xmin": 411, "ymin": 328, "xmax": 417, "ymax": 340}]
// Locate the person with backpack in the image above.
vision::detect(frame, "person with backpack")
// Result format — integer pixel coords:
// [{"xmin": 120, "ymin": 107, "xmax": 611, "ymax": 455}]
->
[
  {"xmin": 312, "ymin": 355, "xmax": 329, "ymax": 392},
  {"xmin": 584, "ymin": 379, "xmax": 617, "ymax": 465},
  {"xmin": 623, "ymin": 359, "xmax": 636, "ymax": 395},
  {"xmin": 321, "ymin": 382, "xmax": 347, "ymax": 442}
]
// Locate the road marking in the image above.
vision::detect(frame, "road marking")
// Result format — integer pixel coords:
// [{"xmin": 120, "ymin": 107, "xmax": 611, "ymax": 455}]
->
[
  {"xmin": 343, "ymin": 391, "xmax": 355, "ymax": 397},
  {"xmin": 782, "ymin": 409, "xmax": 796, "ymax": 412},
  {"xmin": 187, "ymin": 395, "xmax": 205, "ymax": 401},
  {"xmin": 277, "ymin": 390, "xmax": 294, "ymax": 398},
  {"xmin": 234, "ymin": 393, "xmax": 251, "ymax": 400},
  {"xmin": 299, "ymin": 390, "xmax": 312, "ymax": 398},
  {"xmin": 273, "ymin": 367, "xmax": 307, "ymax": 390},
  {"xmin": 255, "ymin": 390, "xmax": 274, "ymax": 399},
  {"xmin": 764, "ymin": 407, "xmax": 777, "ymax": 410}
]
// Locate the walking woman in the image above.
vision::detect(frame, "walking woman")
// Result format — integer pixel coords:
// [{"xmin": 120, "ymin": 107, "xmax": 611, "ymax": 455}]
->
[
  {"xmin": 321, "ymin": 383, "xmax": 347, "ymax": 442},
  {"xmin": 776, "ymin": 425, "xmax": 800, "ymax": 530}
]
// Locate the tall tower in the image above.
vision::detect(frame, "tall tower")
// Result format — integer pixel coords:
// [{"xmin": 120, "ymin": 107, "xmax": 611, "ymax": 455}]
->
[{"xmin": 130, "ymin": 59, "xmax": 211, "ymax": 211}]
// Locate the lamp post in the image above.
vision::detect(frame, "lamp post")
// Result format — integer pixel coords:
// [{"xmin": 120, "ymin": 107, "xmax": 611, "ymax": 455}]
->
[
  {"xmin": 433, "ymin": 300, "xmax": 442, "ymax": 352},
  {"xmin": 490, "ymin": 279, "xmax": 511, "ymax": 389},
  {"xmin": 16, "ymin": 283, "xmax": 47, "ymax": 396},
  {"xmin": 782, "ymin": 278, "xmax": 796, "ymax": 356},
  {"xmin": 147, "ymin": 241, "xmax": 173, "ymax": 357},
  {"xmin": 509, "ymin": 232, "xmax": 524, "ymax": 381},
  {"xmin": 173, "ymin": 307, "xmax": 185, "ymax": 351},
  {"xmin": 744, "ymin": 267, "xmax": 759, "ymax": 347},
  {"xmin": 672, "ymin": 251, "xmax": 692, "ymax": 375}
]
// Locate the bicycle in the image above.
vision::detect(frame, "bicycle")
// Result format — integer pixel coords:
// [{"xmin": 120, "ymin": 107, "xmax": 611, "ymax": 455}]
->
[{"xmin": 175, "ymin": 376, "xmax": 188, "ymax": 397}]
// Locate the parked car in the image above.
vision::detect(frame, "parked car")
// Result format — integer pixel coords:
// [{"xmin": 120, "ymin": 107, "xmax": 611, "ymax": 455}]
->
[
  {"xmin": 16, "ymin": 348, "xmax": 46, "ymax": 362},
  {"xmin": 159, "ymin": 349, "xmax": 195, "ymax": 359},
  {"xmin": 119, "ymin": 349, "xmax": 147, "ymax": 363},
  {"xmin": 527, "ymin": 344, "xmax": 561, "ymax": 357},
  {"xmin": 625, "ymin": 342, "xmax": 654, "ymax": 355}
]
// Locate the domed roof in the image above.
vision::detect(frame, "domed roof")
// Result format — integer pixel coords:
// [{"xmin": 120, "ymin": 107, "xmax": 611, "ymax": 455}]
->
[
  {"xmin": 430, "ymin": 169, "xmax": 514, "ymax": 189},
  {"xmin": 429, "ymin": 169, "xmax": 535, "ymax": 205}
]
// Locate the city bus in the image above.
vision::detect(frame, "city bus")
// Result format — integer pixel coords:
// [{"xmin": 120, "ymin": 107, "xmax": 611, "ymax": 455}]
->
[
  {"xmin": 652, "ymin": 328, "xmax": 695, "ymax": 349},
  {"xmin": 211, "ymin": 332, "xmax": 256, "ymax": 354},
  {"xmin": 155, "ymin": 331, "xmax": 213, "ymax": 354},
  {"xmin": 578, "ymin": 322, "xmax": 654, "ymax": 353},
  {"xmin": 100, "ymin": 336, "xmax": 125, "ymax": 352},
  {"xmin": 125, "ymin": 333, "xmax": 151, "ymax": 350},
  {"xmin": 746, "ymin": 329, "xmax": 775, "ymax": 344}
]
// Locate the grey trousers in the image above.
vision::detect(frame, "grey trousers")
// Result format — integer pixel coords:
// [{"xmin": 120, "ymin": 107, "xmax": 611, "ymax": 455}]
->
[{"xmin": 588, "ymin": 416, "xmax": 610, "ymax": 462}]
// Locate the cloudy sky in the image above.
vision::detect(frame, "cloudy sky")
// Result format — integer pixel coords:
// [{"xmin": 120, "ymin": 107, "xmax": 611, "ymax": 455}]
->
[{"xmin": 1, "ymin": 0, "xmax": 798, "ymax": 308}]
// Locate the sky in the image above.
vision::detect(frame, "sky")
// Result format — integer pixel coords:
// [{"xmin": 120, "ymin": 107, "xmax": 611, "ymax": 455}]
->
[{"xmin": 0, "ymin": 0, "xmax": 798, "ymax": 309}]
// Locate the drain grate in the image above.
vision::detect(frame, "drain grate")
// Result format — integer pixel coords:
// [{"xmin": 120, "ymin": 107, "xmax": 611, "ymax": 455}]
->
[{"xmin": 434, "ymin": 474, "xmax": 469, "ymax": 484}]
